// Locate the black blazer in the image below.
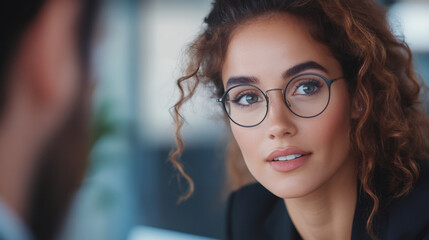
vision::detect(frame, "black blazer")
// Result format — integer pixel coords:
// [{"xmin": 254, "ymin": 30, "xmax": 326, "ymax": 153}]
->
[{"xmin": 226, "ymin": 160, "xmax": 429, "ymax": 240}]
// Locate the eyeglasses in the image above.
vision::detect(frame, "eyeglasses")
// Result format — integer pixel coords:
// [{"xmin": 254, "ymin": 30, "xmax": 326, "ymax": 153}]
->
[{"xmin": 216, "ymin": 73, "xmax": 343, "ymax": 127}]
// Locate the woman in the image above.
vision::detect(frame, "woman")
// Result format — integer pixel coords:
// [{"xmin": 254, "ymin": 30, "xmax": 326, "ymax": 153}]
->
[
  {"xmin": 0, "ymin": 0, "xmax": 98, "ymax": 239},
  {"xmin": 171, "ymin": 0, "xmax": 429, "ymax": 239}
]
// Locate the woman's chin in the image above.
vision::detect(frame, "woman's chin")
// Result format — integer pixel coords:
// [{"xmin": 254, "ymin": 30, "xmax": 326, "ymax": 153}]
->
[{"xmin": 259, "ymin": 177, "xmax": 321, "ymax": 200}]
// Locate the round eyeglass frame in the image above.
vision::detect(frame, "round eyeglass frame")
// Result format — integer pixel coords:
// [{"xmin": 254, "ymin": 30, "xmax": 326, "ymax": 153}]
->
[{"xmin": 216, "ymin": 73, "xmax": 343, "ymax": 127}]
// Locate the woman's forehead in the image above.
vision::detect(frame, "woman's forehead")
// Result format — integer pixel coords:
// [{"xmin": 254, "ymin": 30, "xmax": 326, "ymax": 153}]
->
[{"xmin": 222, "ymin": 13, "xmax": 341, "ymax": 85}]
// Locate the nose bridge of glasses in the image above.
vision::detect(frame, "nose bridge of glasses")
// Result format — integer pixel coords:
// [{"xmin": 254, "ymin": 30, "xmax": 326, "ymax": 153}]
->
[
  {"xmin": 265, "ymin": 88, "xmax": 287, "ymax": 105},
  {"xmin": 264, "ymin": 87, "xmax": 295, "ymax": 127},
  {"xmin": 265, "ymin": 88, "xmax": 284, "ymax": 95}
]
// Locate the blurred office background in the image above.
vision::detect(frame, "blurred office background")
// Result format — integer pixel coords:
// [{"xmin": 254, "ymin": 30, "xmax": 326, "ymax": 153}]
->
[{"xmin": 59, "ymin": 0, "xmax": 429, "ymax": 240}]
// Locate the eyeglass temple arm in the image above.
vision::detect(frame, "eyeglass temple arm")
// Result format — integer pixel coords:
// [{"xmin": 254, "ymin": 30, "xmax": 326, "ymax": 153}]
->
[{"xmin": 327, "ymin": 76, "xmax": 344, "ymax": 85}]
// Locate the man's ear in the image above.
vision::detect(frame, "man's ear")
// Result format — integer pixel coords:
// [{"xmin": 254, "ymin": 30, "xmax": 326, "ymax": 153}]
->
[{"xmin": 14, "ymin": 3, "xmax": 62, "ymax": 108}]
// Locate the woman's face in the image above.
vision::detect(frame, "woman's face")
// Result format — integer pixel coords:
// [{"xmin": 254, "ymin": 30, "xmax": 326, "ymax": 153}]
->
[{"xmin": 221, "ymin": 13, "xmax": 357, "ymax": 198}]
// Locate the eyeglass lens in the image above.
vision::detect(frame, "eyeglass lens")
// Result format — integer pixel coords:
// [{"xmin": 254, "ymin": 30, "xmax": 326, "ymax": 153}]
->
[{"xmin": 223, "ymin": 74, "xmax": 330, "ymax": 127}]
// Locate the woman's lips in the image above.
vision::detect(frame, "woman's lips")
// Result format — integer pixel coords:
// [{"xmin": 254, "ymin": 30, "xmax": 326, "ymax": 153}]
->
[
  {"xmin": 266, "ymin": 147, "xmax": 311, "ymax": 172},
  {"xmin": 266, "ymin": 147, "xmax": 311, "ymax": 162}
]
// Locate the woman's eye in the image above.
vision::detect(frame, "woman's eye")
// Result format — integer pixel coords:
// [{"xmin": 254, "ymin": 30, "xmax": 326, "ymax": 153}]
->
[
  {"xmin": 295, "ymin": 82, "xmax": 319, "ymax": 95},
  {"xmin": 236, "ymin": 94, "xmax": 261, "ymax": 105}
]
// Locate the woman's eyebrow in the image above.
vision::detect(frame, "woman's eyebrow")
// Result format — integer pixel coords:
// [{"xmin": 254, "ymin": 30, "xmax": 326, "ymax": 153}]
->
[
  {"xmin": 226, "ymin": 76, "xmax": 259, "ymax": 88},
  {"xmin": 282, "ymin": 61, "xmax": 328, "ymax": 79},
  {"xmin": 225, "ymin": 61, "xmax": 327, "ymax": 88}
]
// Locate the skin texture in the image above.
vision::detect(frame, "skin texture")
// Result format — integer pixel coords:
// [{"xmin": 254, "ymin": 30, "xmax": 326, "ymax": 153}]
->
[
  {"xmin": 222, "ymin": 13, "xmax": 358, "ymax": 239},
  {"xmin": 0, "ymin": 0, "xmax": 80, "ymax": 219}
]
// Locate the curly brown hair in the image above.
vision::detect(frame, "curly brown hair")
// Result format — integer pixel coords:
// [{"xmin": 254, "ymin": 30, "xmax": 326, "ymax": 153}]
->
[{"xmin": 171, "ymin": 0, "xmax": 429, "ymax": 238}]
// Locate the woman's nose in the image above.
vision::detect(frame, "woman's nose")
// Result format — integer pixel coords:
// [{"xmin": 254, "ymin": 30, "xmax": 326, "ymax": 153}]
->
[{"xmin": 265, "ymin": 91, "xmax": 297, "ymax": 140}]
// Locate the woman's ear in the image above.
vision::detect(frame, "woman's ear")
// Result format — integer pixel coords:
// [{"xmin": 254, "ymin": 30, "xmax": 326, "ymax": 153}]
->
[{"xmin": 351, "ymin": 97, "xmax": 364, "ymax": 119}]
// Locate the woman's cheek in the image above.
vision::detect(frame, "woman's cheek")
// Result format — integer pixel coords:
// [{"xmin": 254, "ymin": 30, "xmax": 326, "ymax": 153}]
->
[
  {"xmin": 231, "ymin": 125, "xmax": 260, "ymax": 163},
  {"xmin": 309, "ymin": 94, "xmax": 352, "ymax": 161}
]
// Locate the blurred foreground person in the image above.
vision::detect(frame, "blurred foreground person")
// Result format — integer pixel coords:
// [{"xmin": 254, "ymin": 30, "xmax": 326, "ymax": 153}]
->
[{"xmin": 0, "ymin": 0, "xmax": 98, "ymax": 239}]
